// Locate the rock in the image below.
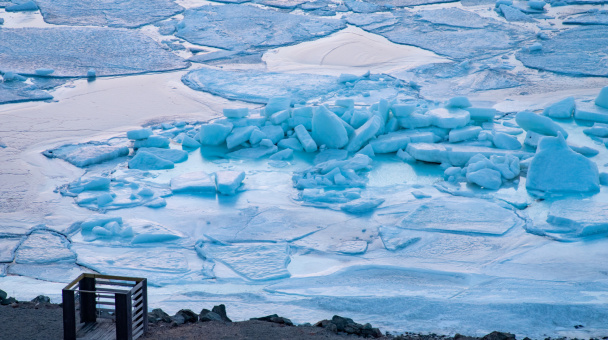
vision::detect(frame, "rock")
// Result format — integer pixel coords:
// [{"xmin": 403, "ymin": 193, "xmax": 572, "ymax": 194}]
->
[
  {"xmin": 315, "ymin": 315, "xmax": 382, "ymax": 338},
  {"xmin": 211, "ymin": 304, "xmax": 232, "ymax": 322},
  {"xmin": 148, "ymin": 308, "xmax": 172, "ymax": 324},
  {"xmin": 199, "ymin": 309, "xmax": 223, "ymax": 322},
  {"xmin": 251, "ymin": 314, "xmax": 294, "ymax": 326},
  {"xmin": 482, "ymin": 331, "xmax": 516, "ymax": 340},
  {"xmin": 1, "ymin": 297, "xmax": 17, "ymax": 305},
  {"xmin": 0, "ymin": 289, "xmax": 6, "ymax": 301},
  {"xmin": 30, "ymin": 295, "xmax": 50, "ymax": 304},
  {"xmin": 172, "ymin": 309, "xmax": 198, "ymax": 324}
]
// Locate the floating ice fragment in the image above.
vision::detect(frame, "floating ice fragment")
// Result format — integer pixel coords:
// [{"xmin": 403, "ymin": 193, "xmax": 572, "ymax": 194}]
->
[
  {"xmin": 493, "ymin": 132, "xmax": 522, "ymax": 150},
  {"xmin": 5, "ymin": 1, "xmax": 38, "ymax": 12},
  {"xmin": 127, "ymin": 128, "xmax": 153, "ymax": 140},
  {"xmin": 171, "ymin": 172, "xmax": 216, "ymax": 194},
  {"xmin": 526, "ymin": 134, "xmax": 599, "ymax": 197},
  {"xmin": 406, "ymin": 142, "xmax": 532, "ymax": 166},
  {"xmin": 543, "ymin": 97, "xmax": 575, "ymax": 119},
  {"xmin": 269, "ymin": 148, "xmax": 293, "ymax": 161},
  {"xmin": 223, "ymin": 108, "xmax": 249, "ymax": 119},
  {"xmin": 466, "ymin": 168, "xmax": 502, "ymax": 190},
  {"xmin": 312, "ymin": 106, "xmax": 349, "ymax": 149},
  {"xmin": 200, "ymin": 123, "xmax": 233, "ymax": 146},
  {"xmin": 515, "ymin": 111, "xmax": 568, "ymax": 138},
  {"xmin": 346, "ymin": 115, "xmax": 382, "ymax": 153},
  {"xmin": 43, "ymin": 142, "xmax": 129, "ymax": 167},
  {"xmin": 427, "ymin": 108, "xmax": 470, "ymax": 129},
  {"xmin": 294, "ymin": 125, "xmax": 317, "ymax": 152},
  {"xmin": 226, "ymin": 126, "xmax": 256, "ymax": 149},
  {"xmin": 128, "ymin": 151, "xmax": 174, "ymax": 170},
  {"xmin": 446, "ymin": 96, "xmax": 472, "ymax": 109},
  {"xmin": 449, "ymin": 126, "xmax": 481, "ymax": 143},
  {"xmin": 133, "ymin": 136, "xmax": 170, "ymax": 149},
  {"xmin": 34, "ymin": 68, "xmax": 54, "ymax": 76},
  {"xmin": 341, "ymin": 198, "xmax": 385, "ymax": 214},
  {"xmin": 181, "ymin": 135, "xmax": 201, "ymax": 149},
  {"xmin": 136, "ymin": 147, "xmax": 187, "ymax": 163},
  {"xmin": 215, "ymin": 171, "xmax": 246, "ymax": 195},
  {"xmin": 596, "ymin": 86, "xmax": 608, "ymax": 109}
]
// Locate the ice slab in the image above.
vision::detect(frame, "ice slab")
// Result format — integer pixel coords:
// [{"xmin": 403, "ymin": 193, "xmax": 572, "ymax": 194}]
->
[
  {"xmin": 7, "ymin": 263, "xmax": 87, "ymax": 283},
  {"xmin": 0, "ymin": 236, "xmax": 22, "ymax": 263},
  {"xmin": 197, "ymin": 242, "xmax": 290, "ymax": 281},
  {"xmin": 516, "ymin": 26, "xmax": 608, "ymax": 77},
  {"xmin": 371, "ymin": 130, "xmax": 436, "ymax": 153},
  {"xmin": 596, "ymin": 86, "xmax": 608, "ymax": 109},
  {"xmin": 312, "ymin": 106, "xmax": 349, "ymax": 149},
  {"xmin": 0, "ymin": 27, "xmax": 188, "ymax": 77},
  {"xmin": 14, "ymin": 230, "xmax": 76, "ymax": 264},
  {"xmin": 182, "ymin": 68, "xmax": 410, "ymax": 104},
  {"xmin": 564, "ymin": 11, "xmax": 608, "ymax": 26},
  {"xmin": 215, "ymin": 171, "xmax": 245, "ymax": 195},
  {"xmin": 136, "ymin": 148, "xmax": 187, "ymax": 163},
  {"xmin": 406, "ymin": 143, "xmax": 532, "ymax": 167},
  {"xmin": 368, "ymin": 9, "xmax": 531, "ymax": 60},
  {"xmin": 200, "ymin": 123, "xmax": 233, "ymax": 146},
  {"xmin": 543, "ymin": 97, "xmax": 575, "ymax": 119},
  {"xmin": 226, "ymin": 145, "xmax": 278, "ymax": 159},
  {"xmin": 547, "ymin": 199, "xmax": 608, "ymax": 237},
  {"xmin": 399, "ymin": 197, "xmax": 524, "ymax": 235},
  {"xmin": 72, "ymin": 244, "xmax": 198, "ymax": 286},
  {"xmin": 427, "ymin": 108, "xmax": 470, "ymax": 129},
  {"xmin": 34, "ymin": 0, "xmax": 183, "ymax": 28},
  {"xmin": 526, "ymin": 134, "xmax": 599, "ymax": 197},
  {"xmin": 515, "ymin": 111, "xmax": 568, "ymax": 138},
  {"xmin": 128, "ymin": 151, "xmax": 174, "ymax": 170},
  {"xmin": 175, "ymin": 4, "xmax": 345, "ymax": 51},
  {"xmin": 0, "ymin": 80, "xmax": 53, "ymax": 105},
  {"xmin": 171, "ymin": 172, "xmax": 216, "ymax": 194},
  {"xmin": 43, "ymin": 142, "xmax": 129, "ymax": 168},
  {"xmin": 499, "ymin": 4, "xmax": 536, "ymax": 22},
  {"xmin": 266, "ymin": 265, "xmax": 470, "ymax": 298}
]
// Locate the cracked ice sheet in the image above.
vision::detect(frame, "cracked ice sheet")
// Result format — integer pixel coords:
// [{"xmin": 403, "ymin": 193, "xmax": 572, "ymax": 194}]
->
[
  {"xmin": 175, "ymin": 4, "xmax": 346, "ymax": 51},
  {"xmin": 0, "ymin": 27, "xmax": 189, "ymax": 77},
  {"xmin": 34, "ymin": 0, "xmax": 184, "ymax": 28},
  {"xmin": 263, "ymin": 26, "xmax": 450, "ymax": 76},
  {"xmin": 71, "ymin": 243, "xmax": 209, "ymax": 286},
  {"xmin": 182, "ymin": 68, "xmax": 413, "ymax": 104},
  {"xmin": 516, "ymin": 26, "xmax": 608, "ymax": 77},
  {"xmin": 364, "ymin": 8, "xmax": 532, "ymax": 61}
]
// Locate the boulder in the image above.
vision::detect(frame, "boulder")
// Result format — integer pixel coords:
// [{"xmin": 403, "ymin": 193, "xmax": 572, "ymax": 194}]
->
[{"xmin": 172, "ymin": 309, "xmax": 198, "ymax": 324}]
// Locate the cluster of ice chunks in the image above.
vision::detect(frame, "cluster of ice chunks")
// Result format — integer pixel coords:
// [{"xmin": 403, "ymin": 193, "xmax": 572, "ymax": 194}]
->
[
  {"xmin": 78, "ymin": 215, "xmax": 182, "ymax": 244},
  {"xmin": 444, "ymin": 154, "xmax": 521, "ymax": 190}
]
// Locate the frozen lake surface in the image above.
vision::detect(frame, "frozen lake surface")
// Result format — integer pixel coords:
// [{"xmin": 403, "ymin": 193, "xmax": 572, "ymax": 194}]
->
[{"xmin": 1, "ymin": 1, "xmax": 608, "ymax": 338}]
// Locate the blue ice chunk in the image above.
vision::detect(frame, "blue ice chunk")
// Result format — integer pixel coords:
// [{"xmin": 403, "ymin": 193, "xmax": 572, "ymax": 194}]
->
[
  {"xmin": 223, "ymin": 108, "xmax": 249, "ymax": 118},
  {"xmin": 498, "ymin": 4, "xmax": 536, "ymax": 22},
  {"xmin": 528, "ymin": 0, "xmax": 546, "ymax": 9},
  {"xmin": 87, "ymin": 69, "xmax": 96, "ymax": 78},
  {"xmin": 249, "ymin": 128, "xmax": 265, "ymax": 145},
  {"xmin": 181, "ymin": 135, "xmax": 201, "ymax": 149},
  {"xmin": 575, "ymin": 109, "xmax": 608, "ymax": 124},
  {"xmin": 341, "ymin": 198, "xmax": 385, "ymax": 214},
  {"xmin": 446, "ymin": 96, "xmax": 472, "ymax": 109},
  {"xmin": 516, "ymin": 26, "xmax": 608, "ymax": 77},
  {"xmin": 5, "ymin": 0, "xmax": 37, "ymax": 12},
  {"xmin": 43, "ymin": 142, "xmax": 129, "ymax": 167},
  {"xmin": 270, "ymin": 109, "xmax": 290, "ymax": 125},
  {"xmin": 294, "ymin": 125, "xmax": 317, "ymax": 152},
  {"xmin": 261, "ymin": 125, "xmax": 285, "ymax": 144},
  {"xmin": 428, "ymin": 108, "xmax": 470, "ymax": 129},
  {"xmin": 601, "ymin": 173, "xmax": 608, "ymax": 185},
  {"xmin": 583, "ymin": 124, "xmax": 608, "ymax": 137},
  {"xmin": 516, "ymin": 111, "xmax": 568, "ymax": 138},
  {"xmin": 349, "ymin": 109, "xmax": 371, "ymax": 129},
  {"xmin": 407, "ymin": 142, "xmax": 532, "ymax": 166},
  {"xmin": 200, "ymin": 123, "xmax": 233, "ymax": 146},
  {"xmin": 137, "ymin": 147, "xmax": 187, "ymax": 163},
  {"xmin": 347, "ymin": 115, "xmax": 383, "ymax": 153},
  {"xmin": 596, "ymin": 86, "xmax": 608, "ymax": 109},
  {"xmin": 391, "ymin": 104, "xmax": 416, "ymax": 118},
  {"xmin": 543, "ymin": 97, "xmax": 575, "ymax": 119},
  {"xmin": 2, "ymin": 72, "xmax": 27, "ymax": 82},
  {"xmin": 357, "ymin": 144, "xmax": 375, "ymax": 158},
  {"xmin": 265, "ymin": 97, "xmax": 291, "ymax": 116},
  {"xmin": 398, "ymin": 114, "xmax": 433, "ymax": 129},
  {"xmin": 278, "ymin": 138, "xmax": 303, "ymax": 151},
  {"xmin": 128, "ymin": 151, "xmax": 174, "ymax": 170},
  {"xmin": 133, "ymin": 136, "xmax": 170, "ymax": 149},
  {"xmin": 226, "ymin": 126, "xmax": 256, "ymax": 149},
  {"xmin": 34, "ymin": 68, "xmax": 54, "ymax": 76},
  {"xmin": 0, "ymin": 27, "xmax": 188, "ymax": 77},
  {"xmin": 465, "ymin": 108, "xmax": 497, "ymax": 121},
  {"xmin": 493, "ymin": 132, "xmax": 522, "ymax": 150},
  {"xmin": 215, "ymin": 170, "xmax": 245, "ymax": 195},
  {"xmin": 526, "ymin": 134, "xmax": 599, "ymax": 197},
  {"xmin": 449, "ymin": 126, "xmax": 482, "ymax": 143},
  {"xmin": 466, "ymin": 168, "xmax": 502, "ymax": 190},
  {"xmin": 175, "ymin": 4, "xmax": 345, "ymax": 51},
  {"xmin": 67, "ymin": 177, "xmax": 111, "ymax": 194},
  {"xmin": 127, "ymin": 128, "xmax": 153, "ymax": 140},
  {"xmin": 312, "ymin": 106, "xmax": 349, "ymax": 149},
  {"xmin": 171, "ymin": 172, "xmax": 216, "ymax": 193},
  {"xmin": 33, "ymin": 0, "xmax": 183, "ymax": 28},
  {"xmin": 368, "ymin": 9, "xmax": 531, "ymax": 60},
  {"xmin": 569, "ymin": 144, "xmax": 599, "ymax": 157}
]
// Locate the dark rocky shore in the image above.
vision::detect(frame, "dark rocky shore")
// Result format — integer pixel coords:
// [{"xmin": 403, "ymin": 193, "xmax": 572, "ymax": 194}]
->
[{"xmin": 0, "ymin": 289, "xmax": 592, "ymax": 340}]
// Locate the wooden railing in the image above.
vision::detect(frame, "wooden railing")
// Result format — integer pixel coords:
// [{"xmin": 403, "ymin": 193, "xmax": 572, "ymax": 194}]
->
[{"xmin": 62, "ymin": 273, "xmax": 148, "ymax": 340}]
